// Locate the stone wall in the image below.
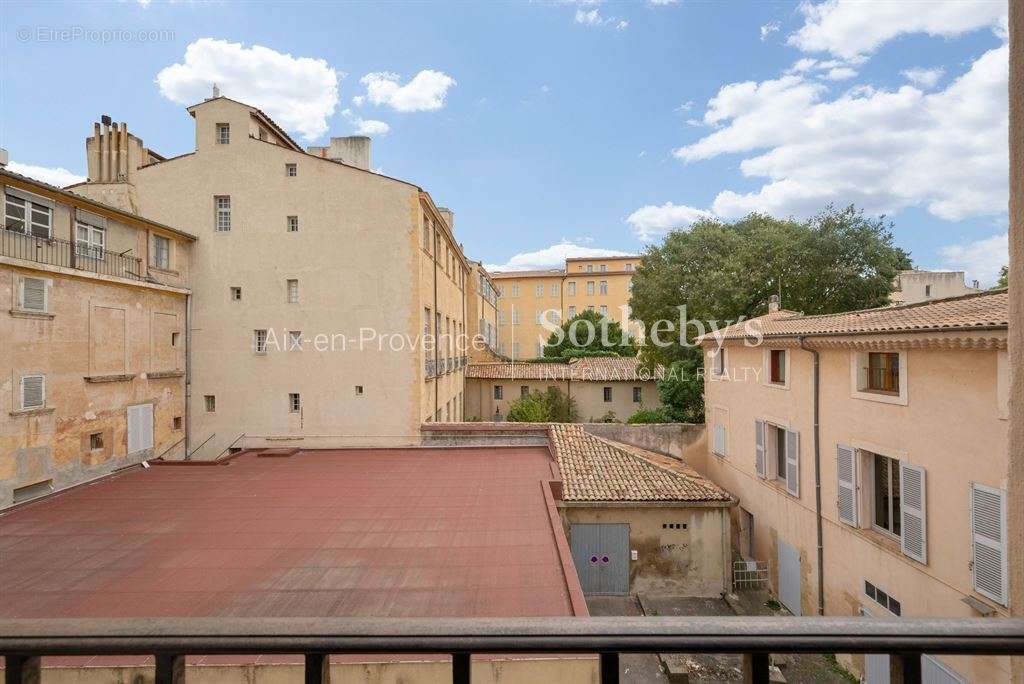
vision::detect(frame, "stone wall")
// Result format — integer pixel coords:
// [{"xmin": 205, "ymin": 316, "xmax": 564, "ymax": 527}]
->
[{"xmin": 579, "ymin": 422, "xmax": 707, "ymax": 472}]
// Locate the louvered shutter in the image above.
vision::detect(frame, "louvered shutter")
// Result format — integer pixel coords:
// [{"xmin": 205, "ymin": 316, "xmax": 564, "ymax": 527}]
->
[
  {"xmin": 714, "ymin": 424, "xmax": 726, "ymax": 456},
  {"xmin": 754, "ymin": 420, "xmax": 766, "ymax": 478},
  {"xmin": 836, "ymin": 445, "xmax": 858, "ymax": 525},
  {"xmin": 127, "ymin": 405, "xmax": 141, "ymax": 454},
  {"xmin": 22, "ymin": 277, "xmax": 46, "ymax": 311},
  {"xmin": 21, "ymin": 376, "xmax": 44, "ymax": 409},
  {"xmin": 971, "ymin": 483, "xmax": 1007, "ymax": 605},
  {"xmin": 785, "ymin": 429, "xmax": 800, "ymax": 497},
  {"xmin": 900, "ymin": 462, "xmax": 927, "ymax": 564},
  {"xmin": 140, "ymin": 403, "xmax": 154, "ymax": 451}
]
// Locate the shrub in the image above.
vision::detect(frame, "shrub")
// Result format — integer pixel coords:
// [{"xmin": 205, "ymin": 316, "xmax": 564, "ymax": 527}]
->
[
  {"xmin": 506, "ymin": 387, "xmax": 579, "ymax": 423},
  {"xmin": 627, "ymin": 408, "xmax": 672, "ymax": 424}
]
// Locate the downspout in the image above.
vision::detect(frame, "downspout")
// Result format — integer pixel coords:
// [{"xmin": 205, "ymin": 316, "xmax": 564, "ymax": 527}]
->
[
  {"xmin": 184, "ymin": 291, "xmax": 192, "ymax": 459},
  {"xmin": 433, "ymin": 230, "xmax": 439, "ymax": 420},
  {"xmin": 799, "ymin": 336, "xmax": 825, "ymax": 616}
]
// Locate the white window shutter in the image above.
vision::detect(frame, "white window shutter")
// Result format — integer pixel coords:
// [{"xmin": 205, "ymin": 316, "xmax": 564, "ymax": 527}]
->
[
  {"xmin": 21, "ymin": 375, "xmax": 44, "ymax": 409},
  {"xmin": 971, "ymin": 483, "xmax": 1007, "ymax": 605},
  {"xmin": 754, "ymin": 420, "xmax": 766, "ymax": 478},
  {"xmin": 714, "ymin": 424, "xmax": 726, "ymax": 455},
  {"xmin": 900, "ymin": 462, "xmax": 927, "ymax": 564},
  {"xmin": 141, "ymin": 403, "xmax": 154, "ymax": 451},
  {"xmin": 22, "ymin": 277, "xmax": 46, "ymax": 311},
  {"xmin": 785, "ymin": 429, "xmax": 800, "ymax": 497},
  {"xmin": 836, "ymin": 445, "xmax": 858, "ymax": 525},
  {"xmin": 127, "ymin": 405, "xmax": 139, "ymax": 454}
]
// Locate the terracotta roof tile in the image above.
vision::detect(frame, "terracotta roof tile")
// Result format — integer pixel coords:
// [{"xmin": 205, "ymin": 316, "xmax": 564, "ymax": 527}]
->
[
  {"xmin": 707, "ymin": 290, "xmax": 1008, "ymax": 342},
  {"xmin": 549, "ymin": 424, "xmax": 733, "ymax": 503},
  {"xmin": 467, "ymin": 357, "xmax": 662, "ymax": 381}
]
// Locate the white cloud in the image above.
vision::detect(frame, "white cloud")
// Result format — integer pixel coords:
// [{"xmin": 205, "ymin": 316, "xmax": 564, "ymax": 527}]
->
[
  {"xmin": 648, "ymin": 0, "xmax": 678, "ymax": 5},
  {"xmin": 939, "ymin": 232, "xmax": 1008, "ymax": 286},
  {"xmin": 156, "ymin": 38, "xmax": 340, "ymax": 141},
  {"xmin": 626, "ymin": 202, "xmax": 714, "ymax": 241},
  {"xmin": 356, "ymin": 70, "xmax": 456, "ymax": 112},
  {"xmin": 615, "ymin": 20, "xmax": 629, "ymax": 31},
  {"xmin": 823, "ymin": 66, "xmax": 857, "ymax": 81},
  {"xmin": 7, "ymin": 162, "xmax": 85, "ymax": 188},
  {"xmin": 788, "ymin": 0, "xmax": 1007, "ymax": 58},
  {"xmin": 341, "ymin": 109, "xmax": 390, "ymax": 136},
  {"xmin": 574, "ymin": 6, "xmax": 628, "ymax": 29},
  {"xmin": 485, "ymin": 241, "xmax": 630, "ymax": 272},
  {"xmin": 674, "ymin": 44, "xmax": 1008, "ymax": 223},
  {"xmin": 901, "ymin": 67, "xmax": 945, "ymax": 88},
  {"xmin": 760, "ymin": 20, "xmax": 781, "ymax": 41}
]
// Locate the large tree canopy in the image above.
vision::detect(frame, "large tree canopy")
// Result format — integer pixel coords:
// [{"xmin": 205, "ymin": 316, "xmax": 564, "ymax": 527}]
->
[
  {"xmin": 542, "ymin": 309, "xmax": 636, "ymax": 360},
  {"xmin": 631, "ymin": 205, "xmax": 911, "ymax": 367}
]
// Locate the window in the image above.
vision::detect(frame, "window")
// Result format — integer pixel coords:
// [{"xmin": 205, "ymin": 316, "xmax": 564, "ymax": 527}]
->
[
  {"xmin": 603, "ymin": 387, "xmax": 612, "ymax": 402},
  {"xmin": 230, "ymin": 286, "xmax": 242, "ymax": 301},
  {"xmin": 586, "ymin": 281, "xmax": 595, "ymax": 295},
  {"xmin": 600, "ymin": 281, "xmax": 608, "ymax": 295},
  {"xmin": 288, "ymin": 330, "xmax": 302, "ymax": 351},
  {"xmin": 89, "ymin": 433, "xmax": 104, "ymax": 450},
  {"xmin": 632, "ymin": 387, "xmax": 642, "ymax": 403},
  {"xmin": 587, "ymin": 305, "xmax": 595, "ymax": 311},
  {"xmin": 775, "ymin": 426, "xmax": 788, "ymax": 484},
  {"xmin": 258, "ymin": 127, "xmax": 267, "ymax": 141},
  {"xmin": 864, "ymin": 581, "xmax": 901, "ymax": 616},
  {"xmin": 755, "ymin": 420, "xmax": 799, "ymax": 496},
  {"xmin": 355, "ymin": 385, "xmax": 364, "ymax": 396},
  {"xmin": 287, "ymin": 216, "xmax": 299, "ymax": 232},
  {"xmin": 971, "ymin": 483, "xmax": 1008, "ymax": 605},
  {"xmin": 20, "ymin": 375, "xmax": 44, "ymax": 410},
  {"xmin": 287, "ymin": 279, "xmax": 299, "ymax": 303},
  {"xmin": 171, "ymin": 332, "xmax": 180, "ymax": 347},
  {"xmin": 865, "ymin": 352, "xmax": 899, "ymax": 394},
  {"xmin": 567, "ymin": 282, "xmax": 576, "ymax": 296},
  {"xmin": 204, "ymin": 395, "xmax": 216, "ymax": 412},
  {"xmin": 493, "ymin": 385, "xmax": 503, "ymax": 400},
  {"xmin": 872, "ymin": 453, "xmax": 901, "ymax": 538},
  {"xmin": 535, "ymin": 343, "xmax": 544, "ymax": 357},
  {"xmin": 600, "ymin": 305, "xmax": 608, "ymax": 317},
  {"xmin": 568, "ymin": 305, "xmax": 576, "ymax": 317},
  {"xmin": 216, "ymin": 123, "xmax": 230, "ymax": 144},
  {"xmin": 712, "ymin": 347, "xmax": 726, "ymax": 376},
  {"xmin": 535, "ymin": 310, "xmax": 543, "ymax": 324},
  {"xmin": 599, "ymin": 264, "xmax": 607, "ymax": 272},
  {"xmin": 925, "ymin": 284, "xmax": 932, "ymax": 298},
  {"xmin": 535, "ymin": 284, "xmax": 544, "ymax": 297},
  {"xmin": 75, "ymin": 222, "xmax": 105, "ymax": 259},
  {"xmin": 20, "ymin": 277, "xmax": 46, "ymax": 312},
  {"xmin": 550, "ymin": 284, "xmax": 559, "ymax": 296},
  {"xmin": 769, "ymin": 349, "xmax": 786, "ymax": 384},
  {"xmin": 215, "ymin": 196, "xmax": 231, "ymax": 231},
  {"xmin": 586, "ymin": 264, "xmax": 594, "ymax": 272},
  {"xmin": 5, "ymin": 194, "xmax": 51, "ymax": 238},
  {"xmin": 521, "ymin": 385, "xmax": 529, "ymax": 398},
  {"xmin": 289, "ymin": 393, "xmax": 301, "ymax": 413},
  {"xmin": 511, "ymin": 309, "xmax": 519, "ymax": 325},
  {"xmin": 286, "ymin": 163, "xmax": 297, "ymax": 177},
  {"xmin": 625, "ymin": 263, "xmax": 633, "ymax": 271},
  {"xmin": 424, "ymin": 307, "xmax": 431, "ymax": 336},
  {"xmin": 510, "ymin": 284, "xmax": 520, "ymax": 298},
  {"xmin": 152, "ymin": 234, "xmax": 170, "ymax": 270},
  {"xmin": 254, "ymin": 329, "xmax": 268, "ymax": 353},
  {"xmin": 173, "ymin": 416, "xmax": 182, "ymax": 430},
  {"xmin": 713, "ymin": 423, "xmax": 727, "ymax": 456}
]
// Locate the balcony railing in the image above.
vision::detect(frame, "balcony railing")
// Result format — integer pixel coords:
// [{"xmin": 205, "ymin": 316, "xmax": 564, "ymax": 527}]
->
[
  {"xmin": 1, "ymin": 228, "xmax": 143, "ymax": 281},
  {"xmin": 1, "ymin": 617, "xmax": 1022, "ymax": 684},
  {"xmin": 425, "ymin": 358, "xmax": 437, "ymax": 377}
]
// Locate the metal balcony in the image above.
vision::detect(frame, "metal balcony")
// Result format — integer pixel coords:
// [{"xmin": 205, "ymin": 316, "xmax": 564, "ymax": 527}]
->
[
  {"xmin": 1, "ymin": 616, "xmax": 1022, "ymax": 684},
  {"xmin": 1, "ymin": 228, "xmax": 144, "ymax": 281}
]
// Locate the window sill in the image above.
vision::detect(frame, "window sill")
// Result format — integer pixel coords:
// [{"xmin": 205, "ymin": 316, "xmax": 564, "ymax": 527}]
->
[
  {"xmin": 851, "ymin": 388, "xmax": 908, "ymax": 406},
  {"xmin": 850, "ymin": 524, "xmax": 903, "ymax": 557},
  {"xmin": 84, "ymin": 374, "xmax": 136, "ymax": 383},
  {"xmin": 9, "ymin": 308, "xmax": 54, "ymax": 320},
  {"xmin": 149, "ymin": 265, "xmax": 180, "ymax": 277},
  {"xmin": 147, "ymin": 370, "xmax": 185, "ymax": 379},
  {"xmin": 9, "ymin": 407, "xmax": 55, "ymax": 417}
]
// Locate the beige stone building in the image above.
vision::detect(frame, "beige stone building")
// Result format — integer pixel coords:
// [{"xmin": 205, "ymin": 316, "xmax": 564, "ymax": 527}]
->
[
  {"xmin": 701, "ymin": 291, "xmax": 1014, "ymax": 682},
  {"xmin": 492, "ymin": 255, "xmax": 639, "ymax": 359},
  {"xmin": 891, "ymin": 269, "xmax": 981, "ymax": 305},
  {"xmin": 467, "ymin": 260, "xmax": 501, "ymax": 362},
  {"xmin": 465, "ymin": 356, "xmax": 662, "ymax": 422},
  {"xmin": 0, "ymin": 166, "xmax": 194, "ymax": 508},
  {"xmin": 71, "ymin": 97, "xmax": 468, "ymax": 456}
]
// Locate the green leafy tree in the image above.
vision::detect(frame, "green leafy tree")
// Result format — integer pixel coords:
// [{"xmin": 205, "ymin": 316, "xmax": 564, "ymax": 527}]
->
[
  {"xmin": 506, "ymin": 387, "xmax": 578, "ymax": 423},
  {"xmin": 542, "ymin": 309, "xmax": 636, "ymax": 360},
  {"xmin": 631, "ymin": 205, "xmax": 910, "ymax": 421},
  {"xmin": 994, "ymin": 265, "xmax": 1009, "ymax": 289},
  {"xmin": 627, "ymin": 407, "xmax": 672, "ymax": 424}
]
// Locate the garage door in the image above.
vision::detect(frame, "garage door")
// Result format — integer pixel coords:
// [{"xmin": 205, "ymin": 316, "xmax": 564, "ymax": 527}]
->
[
  {"xmin": 570, "ymin": 523, "xmax": 629, "ymax": 595},
  {"xmin": 777, "ymin": 537, "xmax": 801, "ymax": 616}
]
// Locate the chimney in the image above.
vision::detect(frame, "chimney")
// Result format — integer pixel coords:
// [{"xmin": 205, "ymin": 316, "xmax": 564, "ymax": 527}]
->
[
  {"xmin": 437, "ymin": 207, "xmax": 455, "ymax": 230},
  {"xmin": 0, "ymin": 148, "xmax": 8, "ymax": 168},
  {"xmin": 306, "ymin": 136, "xmax": 371, "ymax": 170},
  {"xmin": 210, "ymin": 83, "xmax": 221, "ymax": 100},
  {"xmin": 768, "ymin": 294, "xmax": 781, "ymax": 312}
]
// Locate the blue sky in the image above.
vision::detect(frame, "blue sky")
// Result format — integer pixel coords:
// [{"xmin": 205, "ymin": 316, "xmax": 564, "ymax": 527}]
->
[{"xmin": 0, "ymin": 0, "xmax": 1010, "ymax": 283}]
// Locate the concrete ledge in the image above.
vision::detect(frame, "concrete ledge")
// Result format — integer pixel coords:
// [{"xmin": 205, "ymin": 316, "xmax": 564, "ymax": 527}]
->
[
  {"xmin": 9, "ymin": 308, "xmax": 55, "ymax": 320},
  {"xmin": 84, "ymin": 374, "xmax": 136, "ymax": 383},
  {"xmin": 146, "ymin": 370, "xmax": 185, "ymax": 379},
  {"xmin": 8, "ymin": 407, "xmax": 55, "ymax": 417}
]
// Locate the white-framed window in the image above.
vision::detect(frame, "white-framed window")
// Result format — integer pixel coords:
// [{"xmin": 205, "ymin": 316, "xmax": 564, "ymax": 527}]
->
[
  {"xmin": 287, "ymin": 216, "xmax": 299, "ymax": 232},
  {"xmin": 971, "ymin": 483, "xmax": 1008, "ymax": 605},
  {"xmin": 586, "ymin": 281, "xmax": 595, "ymax": 295},
  {"xmin": 289, "ymin": 393, "xmax": 301, "ymax": 413},
  {"xmin": 424, "ymin": 307, "xmax": 432, "ymax": 336},
  {"xmin": 586, "ymin": 264, "xmax": 594, "ymax": 272},
  {"xmin": 286, "ymin": 163, "xmax": 297, "ymax": 177},
  {"xmin": 535, "ymin": 310, "xmax": 543, "ymax": 324},
  {"xmin": 75, "ymin": 222, "xmax": 105, "ymax": 259},
  {"xmin": 599, "ymin": 280, "xmax": 608, "ymax": 295},
  {"xmin": 535, "ymin": 284, "xmax": 544, "ymax": 297},
  {"xmin": 870, "ymin": 453, "xmax": 902, "ymax": 539},
  {"xmin": 204, "ymin": 395, "xmax": 216, "ymax": 412},
  {"xmin": 754, "ymin": 419, "xmax": 799, "ymax": 497},
  {"xmin": 550, "ymin": 283, "xmax": 559, "ymax": 297},
  {"xmin": 152, "ymin": 234, "xmax": 170, "ymax": 270},
  {"xmin": 287, "ymin": 279, "xmax": 299, "ymax": 303},
  {"xmin": 355, "ymin": 385, "xmax": 364, "ymax": 396},
  {"xmin": 215, "ymin": 196, "xmax": 231, "ymax": 231},
  {"xmin": 510, "ymin": 284, "xmax": 519, "ymax": 298},
  {"xmin": 568, "ymin": 305, "xmax": 576, "ymax": 318},
  {"xmin": 762, "ymin": 348, "xmax": 789, "ymax": 388},
  {"xmin": 19, "ymin": 276, "xmax": 47, "ymax": 312},
  {"xmin": 5, "ymin": 193, "xmax": 51, "ymax": 238},
  {"xmin": 254, "ymin": 329, "xmax": 268, "ymax": 353},
  {"xmin": 216, "ymin": 123, "xmax": 230, "ymax": 144},
  {"xmin": 599, "ymin": 264, "xmax": 607, "ymax": 272},
  {"xmin": 625, "ymin": 263, "xmax": 633, "ymax": 271},
  {"xmin": 288, "ymin": 330, "xmax": 302, "ymax": 351},
  {"xmin": 600, "ymin": 305, "xmax": 608, "ymax": 317},
  {"xmin": 511, "ymin": 309, "xmax": 519, "ymax": 325},
  {"xmin": 567, "ymin": 282, "xmax": 576, "ymax": 296},
  {"xmin": 851, "ymin": 350, "xmax": 908, "ymax": 405},
  {"xmin": 20, "ymin": 374, "xmax": 45, "ymax": 410},
  {"xmin": 230, "ymin": 286, "xmax": 242, "ymax": 301}
]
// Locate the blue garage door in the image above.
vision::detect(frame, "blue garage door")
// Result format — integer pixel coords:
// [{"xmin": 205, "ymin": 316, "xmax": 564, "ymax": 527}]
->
[{"xmin": 570, "ymin": 523, "xmax": 629, "ymax": 595}]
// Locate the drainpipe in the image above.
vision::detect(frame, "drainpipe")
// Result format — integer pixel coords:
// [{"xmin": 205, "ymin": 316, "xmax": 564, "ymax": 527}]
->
[
  {"xmin": 184, "ymin": 291, "xmax": 192, "ymax": 460},
  {"xmin": 799, "ymin": 336, "xmax": 825, "ymax": 616}
]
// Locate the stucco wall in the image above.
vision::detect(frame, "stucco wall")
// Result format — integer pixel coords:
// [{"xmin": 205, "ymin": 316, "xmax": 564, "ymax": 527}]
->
[
  {"xmin": 561, "ymin": 504, "xmax": 730, "ymax": 597},
  {"xmin": 465, "ymin": 377, "xmax": 660, "ymax": 422},
  {"xmin": 579, "ymin": 423, "xmax": 707, "ymax": 472}
]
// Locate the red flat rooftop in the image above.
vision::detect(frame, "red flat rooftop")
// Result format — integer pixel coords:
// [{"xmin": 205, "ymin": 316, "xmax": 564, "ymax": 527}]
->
[{"xmin": 0, "ymin": 447, "xmax": 585, "ymax": 619}]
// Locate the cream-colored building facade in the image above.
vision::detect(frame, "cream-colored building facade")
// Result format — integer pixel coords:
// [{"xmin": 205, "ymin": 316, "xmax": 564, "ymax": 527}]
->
[
  {"xmin": 891, "ymin": 269, "xmax": 981, "ymax": 305},
  {"xmin": 492, "ymin": 255, "xmax": 639, "ymax": 360},
  {"xmin": 72, "ymin": 97, "xmax": 468, "ymax": 457},
  {"xmin": 701, "ymin": 291, "xmax": 1015, "ymax": 682},
  {"xmin": 0, "ymin": 167, "xmax": 194, "ymax": 507},
  {"xmin": 467, "ymin": 260, "xmax": 501, "ymax": 362}
]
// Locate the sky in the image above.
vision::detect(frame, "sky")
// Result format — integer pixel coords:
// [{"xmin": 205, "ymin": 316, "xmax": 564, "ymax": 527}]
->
[{"xmin": 0, "ymin": 0, "xmax": 1010, "ymax": 284}]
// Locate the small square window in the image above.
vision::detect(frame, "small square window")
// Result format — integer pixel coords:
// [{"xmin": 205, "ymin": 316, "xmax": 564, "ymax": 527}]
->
[
  {"xmin": 287, "ymin": 279, "xmax": 299, "ymax": 303},
  {"xmin": 152, "ymin": 234, "xmax": 170, "ymax": 270},
  {"xmin": 287, "ymin": 216, "xmax": 299, "ymax": 232},
  {"xmin": 289, "ymin": 393, "xmax": 301, "ymax": 413},
  {"xmin": 204, "ymin": 395, "xmax": 216, "ymax": 412},
  {"xmin": 173, "ymin": 416, "xmax": 182, "ymax": 430},
  {"xmin": 286, "ymin": 163, "xmax": 297, "ymax": 177},
  {"xmin": 89, "ymin": 432, "xmax": 103, "ymax": 450},
  {"xmin": 254, "ymin": 329, "xmax": 268, "ymax": 353},
  {"xmin": 230, "ymin": 286, "xmax": 242, "ymax": 301},
  {"xmin": 288, "ymin": 330, "xmax": 302, "ymax": 351},
  {"xmin": 355, "ymin": 385, "xmax": 364, "ymax": 396},
  {"xmin": 216, "ymin": 123, "xmax": 230, "ymax": 144}
]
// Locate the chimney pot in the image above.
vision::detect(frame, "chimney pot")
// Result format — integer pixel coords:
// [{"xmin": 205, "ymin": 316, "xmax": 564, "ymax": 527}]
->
[{"xmin": 101, "ymin": 114, "xmax": 112, "ymax": 126}]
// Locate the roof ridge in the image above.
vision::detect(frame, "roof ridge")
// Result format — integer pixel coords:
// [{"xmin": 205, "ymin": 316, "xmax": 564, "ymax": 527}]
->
[{"xmin": 781, "ymin": 288, "xmax": 1006, "ymax": 323}]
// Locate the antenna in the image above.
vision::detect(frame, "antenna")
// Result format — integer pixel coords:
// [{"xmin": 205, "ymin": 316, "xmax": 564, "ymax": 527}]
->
[{"xmin": 212, "ymin": 83, "xmax": 221, "ymax": 98}]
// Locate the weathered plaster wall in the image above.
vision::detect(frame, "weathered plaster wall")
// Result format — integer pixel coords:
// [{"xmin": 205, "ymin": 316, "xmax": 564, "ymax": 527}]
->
[
  {"xmin": 465, "ymin": 378, "xmax": 661, "ymax": 422},
  {"xmin": 579, "ymin": 422, "xmax": 707, "ymax": 472}
]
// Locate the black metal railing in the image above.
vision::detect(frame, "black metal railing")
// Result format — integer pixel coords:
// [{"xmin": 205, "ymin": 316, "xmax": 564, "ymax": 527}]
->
[
  {"xmin": 425, "ymin": 358, "xmax": 437, "ymax": 377},
  {"xmin": 1, "ymin": 228, "xmax": 143, "ymax": 281},
  {"xmin": 1, "ymin": 616, "xmax": 1022, "ymax": 684}
]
